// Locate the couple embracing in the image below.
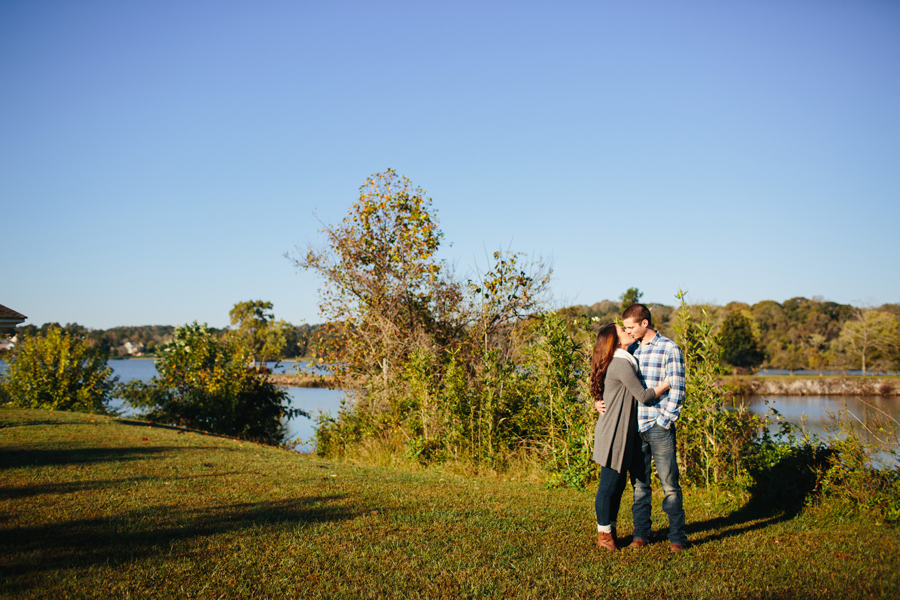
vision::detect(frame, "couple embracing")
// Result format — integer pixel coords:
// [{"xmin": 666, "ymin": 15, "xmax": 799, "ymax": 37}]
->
[{"xmin": 590, "ymin": 303, "xmax": 688, "ymax": 553}]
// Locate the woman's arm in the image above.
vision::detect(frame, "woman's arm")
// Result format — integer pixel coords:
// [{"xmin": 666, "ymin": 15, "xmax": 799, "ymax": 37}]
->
[
  {"xmin": 614, "ymin": 360, "xmax": 666, "ymax": 405},
  {"xmin": 653, "ymin": 379, "xmax": 671, "ymax": 398}
]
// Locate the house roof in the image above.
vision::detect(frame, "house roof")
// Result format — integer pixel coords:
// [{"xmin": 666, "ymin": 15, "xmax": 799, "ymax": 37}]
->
[{"xmin": 0, "ymin": 304, "xmax": 27, "ymax": 324}]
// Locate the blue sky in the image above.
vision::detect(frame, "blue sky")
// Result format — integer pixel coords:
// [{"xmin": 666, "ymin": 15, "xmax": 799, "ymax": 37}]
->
[{"xmin": 2, "ymin": 1, "xmax": 898, "ymax": 329}]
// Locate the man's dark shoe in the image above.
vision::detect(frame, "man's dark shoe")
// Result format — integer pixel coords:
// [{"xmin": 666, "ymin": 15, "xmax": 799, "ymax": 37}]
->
[
  {"xmin": 669, "ymin": 543, "xmax": 685, "ymax": 553},
  {"xmin": 626, "ymin": 538, "xmax": 648, "ymax": 549}
]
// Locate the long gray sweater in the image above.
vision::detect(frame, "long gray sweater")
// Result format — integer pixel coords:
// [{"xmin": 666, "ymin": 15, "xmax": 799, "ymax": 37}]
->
[{"xmin": 592, "ymin": 357, "xmax": 657, "ymax": 472}]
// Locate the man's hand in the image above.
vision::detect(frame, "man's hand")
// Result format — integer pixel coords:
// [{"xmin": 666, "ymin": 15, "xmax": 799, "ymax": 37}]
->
[{"xmin": 594, "ymin": 399, "xmax": 607, "ymax": 415}]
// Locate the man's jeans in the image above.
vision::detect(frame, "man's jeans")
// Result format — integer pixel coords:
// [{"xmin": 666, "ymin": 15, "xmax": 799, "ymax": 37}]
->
[{"xmin": 630, "ymin": 423, "xmax": 687, "ymax": 545}]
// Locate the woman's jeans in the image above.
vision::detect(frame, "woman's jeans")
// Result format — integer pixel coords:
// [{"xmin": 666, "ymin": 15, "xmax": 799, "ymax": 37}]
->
[
  {"xmin": 595, "ymin": 466, "xmax": 627, "ymax": 527},
  {"xmin": 630, "ymin": 423, "xmax": 687, "ymax": 545}
]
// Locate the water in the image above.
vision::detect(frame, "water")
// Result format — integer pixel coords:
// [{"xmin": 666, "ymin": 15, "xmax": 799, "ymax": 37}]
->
[
  {"xmin": 736, "ymin": 394, "xmax": 900, "ymax": 438},
  {"xmin": 735, "ymin": 394, "xmax": 900, "ymax": 467}
]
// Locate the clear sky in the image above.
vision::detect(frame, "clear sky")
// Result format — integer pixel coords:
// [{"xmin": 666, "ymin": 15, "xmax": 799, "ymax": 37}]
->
[{"xmin": 2, "ymin": 0, "xmax": 898, "ymax": 330}]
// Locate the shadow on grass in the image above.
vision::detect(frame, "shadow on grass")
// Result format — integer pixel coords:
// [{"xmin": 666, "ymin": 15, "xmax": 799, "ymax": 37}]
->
[
  {"xmin": 0, "ymin": 471, "xmax": 244, "ymax": 500},
  {"xmin": 0, "ymin": 418, "xmax": 78, "ymax": 429},
  {"xmin": 0, "ymin": 444, "xmax": 193, "ymax": 469},
  {"xmin": 0, "ymin": 495, "xmax": 360, "ymax": 588},
  {"xmin": 116, "ymin": 418, "xmax": 196, "ymax": 433},
  {"xmin": 685, "ymin": 447, "xmax": 834, "ymax": 547},
  {"xmin": 115, "ymin": 418, "xmax": 275, "ymax": 445}
]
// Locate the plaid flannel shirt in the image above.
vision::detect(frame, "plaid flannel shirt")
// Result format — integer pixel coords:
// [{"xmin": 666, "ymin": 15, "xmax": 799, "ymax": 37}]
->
[{"xmin": 632, "ymin": 333, "xmax": 686, "ymax": 432}]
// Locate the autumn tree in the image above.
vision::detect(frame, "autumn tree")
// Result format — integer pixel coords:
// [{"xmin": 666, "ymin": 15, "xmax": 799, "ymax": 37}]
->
[{"xmin": 294, "ymin": 169, "xmax": 464, "ymax": 387}]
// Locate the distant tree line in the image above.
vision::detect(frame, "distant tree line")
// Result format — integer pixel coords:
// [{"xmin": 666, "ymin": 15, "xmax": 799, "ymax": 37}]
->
[
  {"xmin": 7, "ymin": 321, "xmax": 328, "ymax": 361},
  {"xmin": 561, "ymin": 297, "xmax": 900, "ymax": 374},
  {"xmin": 6, "ymin": 298, "xmax": 897, "ymax": 374}
]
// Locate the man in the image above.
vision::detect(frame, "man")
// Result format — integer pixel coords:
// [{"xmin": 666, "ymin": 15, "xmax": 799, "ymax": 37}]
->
[{"xmin": 622, "ymin": 303, "xmax": 688, "ymax": 552}]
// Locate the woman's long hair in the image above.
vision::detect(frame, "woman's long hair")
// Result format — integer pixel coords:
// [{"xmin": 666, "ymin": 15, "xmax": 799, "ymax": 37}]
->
[{"xmin": 590, "ymin": 323, "xmax": 618, "ymax": 401}]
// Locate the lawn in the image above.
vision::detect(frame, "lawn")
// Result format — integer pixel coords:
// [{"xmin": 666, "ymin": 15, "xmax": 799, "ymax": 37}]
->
[{"xmin": 1, "ymin": 407, "xmax": 897, "ymax": 599}]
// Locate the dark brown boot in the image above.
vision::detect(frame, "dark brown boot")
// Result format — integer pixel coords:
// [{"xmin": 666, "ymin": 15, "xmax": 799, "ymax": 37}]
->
[{"xmin": 597, "ymin": 531, "xmax": 618, "ymax": 551}]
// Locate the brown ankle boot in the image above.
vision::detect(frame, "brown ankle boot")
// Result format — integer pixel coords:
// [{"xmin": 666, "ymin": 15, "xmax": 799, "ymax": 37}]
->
[{"xmin": 597, "ymin": 531, "xmax": 618, "ymax": 551}]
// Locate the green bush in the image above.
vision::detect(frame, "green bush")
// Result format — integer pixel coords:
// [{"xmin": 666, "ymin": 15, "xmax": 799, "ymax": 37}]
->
[
  {"xmin": 742, "ymin": 412, "xmax": 833, "ymax": 514},
  {"xmin": 1, "ymin": 326, "xmax": 117, "ymax": 414},
  {"xmin": 816, "ymin": 407, "xmax": 900, "ymax": 521},
  {"xmin": 120, "ymin": 322, "xmax": 305, "ymax": 445}
]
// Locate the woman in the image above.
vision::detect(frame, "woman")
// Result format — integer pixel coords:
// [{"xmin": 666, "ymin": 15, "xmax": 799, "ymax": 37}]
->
[{"xmin": 590, "ymin": 322, "xmax": 669, "ymax": 551}]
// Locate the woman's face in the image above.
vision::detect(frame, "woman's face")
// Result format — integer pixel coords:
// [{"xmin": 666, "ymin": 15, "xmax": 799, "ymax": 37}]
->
[{"xmin": 614, "ymin": 324, "xmax": 634, "ymax": 348}]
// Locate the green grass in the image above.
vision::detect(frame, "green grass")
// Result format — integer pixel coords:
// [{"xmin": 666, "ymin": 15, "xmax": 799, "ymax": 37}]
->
[{"xmin": 1, "ymin": 407, "xmax": 898, "ymax": 599}]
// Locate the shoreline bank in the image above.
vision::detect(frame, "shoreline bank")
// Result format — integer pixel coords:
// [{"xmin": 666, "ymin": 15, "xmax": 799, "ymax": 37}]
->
[
  {"xmin": 267, "ymin": 372, "xmax": 900, "ymax": 396},
  {"xmin": 722, "ymin": 376, "xmax": 898, "ymax": 397},
  {"xmin": 266, "ymin": 373, "xmax": 339, "ymax": 389}
]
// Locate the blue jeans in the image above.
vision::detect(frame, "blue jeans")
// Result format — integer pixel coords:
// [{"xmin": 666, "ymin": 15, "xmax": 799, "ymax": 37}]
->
[
  {"xmin": 630, "ymin": 423, "xmax": 687, "ymax": 545},
  {"xmin": 595, "ymin": 466, "xmax": 627, "ymax": 527}
]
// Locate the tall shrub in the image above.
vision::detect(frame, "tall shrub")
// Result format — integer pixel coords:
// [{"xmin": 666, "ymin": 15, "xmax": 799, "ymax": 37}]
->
[
  {"xmin": 1, "ymin": 326, "xmax": 117, "ymax": 414},
  {"xmin": 522, "ymin": 312, "xmax": 595, "ymax": 488},
  {"xmin": 674, "ymin": 291, "xmax": 763, "ymax": 487},
  {"xmin": 120, "ymin": 322, "xmax": 304, "ymax": 444}
]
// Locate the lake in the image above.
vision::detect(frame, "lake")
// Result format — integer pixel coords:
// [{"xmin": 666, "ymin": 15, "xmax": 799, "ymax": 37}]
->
[{"xmin": 736, "ymin": 394, "xmax": 900, "ymax": 443}]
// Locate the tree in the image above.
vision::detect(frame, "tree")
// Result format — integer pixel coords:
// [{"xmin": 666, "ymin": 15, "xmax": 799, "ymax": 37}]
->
[
  {"xmin": 229, "ymin": 300, "xmax": 292, "ymax": 368},
  {"xmin": 619, "ymin": 287, "xmax": 643, "ymax": 312},
  {"xmin": 467, "ymin": 249, "xmax": 551, "ymax": 358},
  {"xmin": 718, "ymin": 311, "xmax": 765, "ymax": 372},
  {"xmin": 804, "ymin": 333, "xmax": 831, "ymax": 374},
  {"xmin": 294, "ymin": 169, "xmax": 464, "ymax": 386},
  {"xmin": 120, "ymin": 322, "xmax": 305, "ymax": 444},
  {"xmin": 838, "ymin": 308, "xmax": 900, "ymax": 375},
  {"xmin": 0, "ymin": 326, "xmax": 117, "ymax": 413}
]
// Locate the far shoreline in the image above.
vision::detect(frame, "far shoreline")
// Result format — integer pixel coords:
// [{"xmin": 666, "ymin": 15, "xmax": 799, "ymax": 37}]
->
[{"xmin": 721, "ymin": 374, "xmax": 899, "ymax": 397}]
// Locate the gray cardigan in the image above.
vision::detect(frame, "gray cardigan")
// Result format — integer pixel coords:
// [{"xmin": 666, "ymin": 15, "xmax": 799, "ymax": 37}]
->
[{"xmin": 592, "ymin": 357, "xmax": 657, "ymax": 472}]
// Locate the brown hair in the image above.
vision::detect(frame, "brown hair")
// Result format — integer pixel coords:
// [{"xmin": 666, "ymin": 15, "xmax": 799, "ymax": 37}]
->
[
  {"xmin": 590, "ymin": 323, "xmax": 618, "ymax": 401},
  {"xmin": 622, "ymin": 303, "xmax": 652, "ymax": 327}
]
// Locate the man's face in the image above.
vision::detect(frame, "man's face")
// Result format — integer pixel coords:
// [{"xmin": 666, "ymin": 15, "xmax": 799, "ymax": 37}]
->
[{"xmin": 623, "ymin": 317, "xmax": 649, "ymax": 342}]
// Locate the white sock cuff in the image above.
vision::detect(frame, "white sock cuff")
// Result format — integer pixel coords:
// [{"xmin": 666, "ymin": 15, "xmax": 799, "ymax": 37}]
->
[{"xmin": 597, "ymin": 523, "xmax": 613, "ymax": 533}]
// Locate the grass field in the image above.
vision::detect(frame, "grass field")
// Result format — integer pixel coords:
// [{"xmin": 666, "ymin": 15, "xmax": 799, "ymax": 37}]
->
[{"xmin": 1, "ymin": 407, "xmax": 898, "ymax": 599}]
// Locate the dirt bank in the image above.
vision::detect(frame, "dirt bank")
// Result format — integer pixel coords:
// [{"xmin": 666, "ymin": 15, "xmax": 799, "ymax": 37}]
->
[
  {"xmin": 722, "ymin": 376, "xmax": 898, "ymax": 397},
  {"xmin": 266, "ymin": 374, "xmax": 339, "ymax": 388}
]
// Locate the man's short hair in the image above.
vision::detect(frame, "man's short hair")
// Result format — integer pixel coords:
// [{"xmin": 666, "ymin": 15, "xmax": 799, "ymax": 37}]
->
[{"xmin": 622, "ymin": 303, "xmax": 652, "ymax": 327}]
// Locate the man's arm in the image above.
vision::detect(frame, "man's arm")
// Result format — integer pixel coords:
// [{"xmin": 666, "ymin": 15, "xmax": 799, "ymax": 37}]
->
[{"xmin": 657, "ymin": 343, "xmax": 686, "ymax": 428}]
